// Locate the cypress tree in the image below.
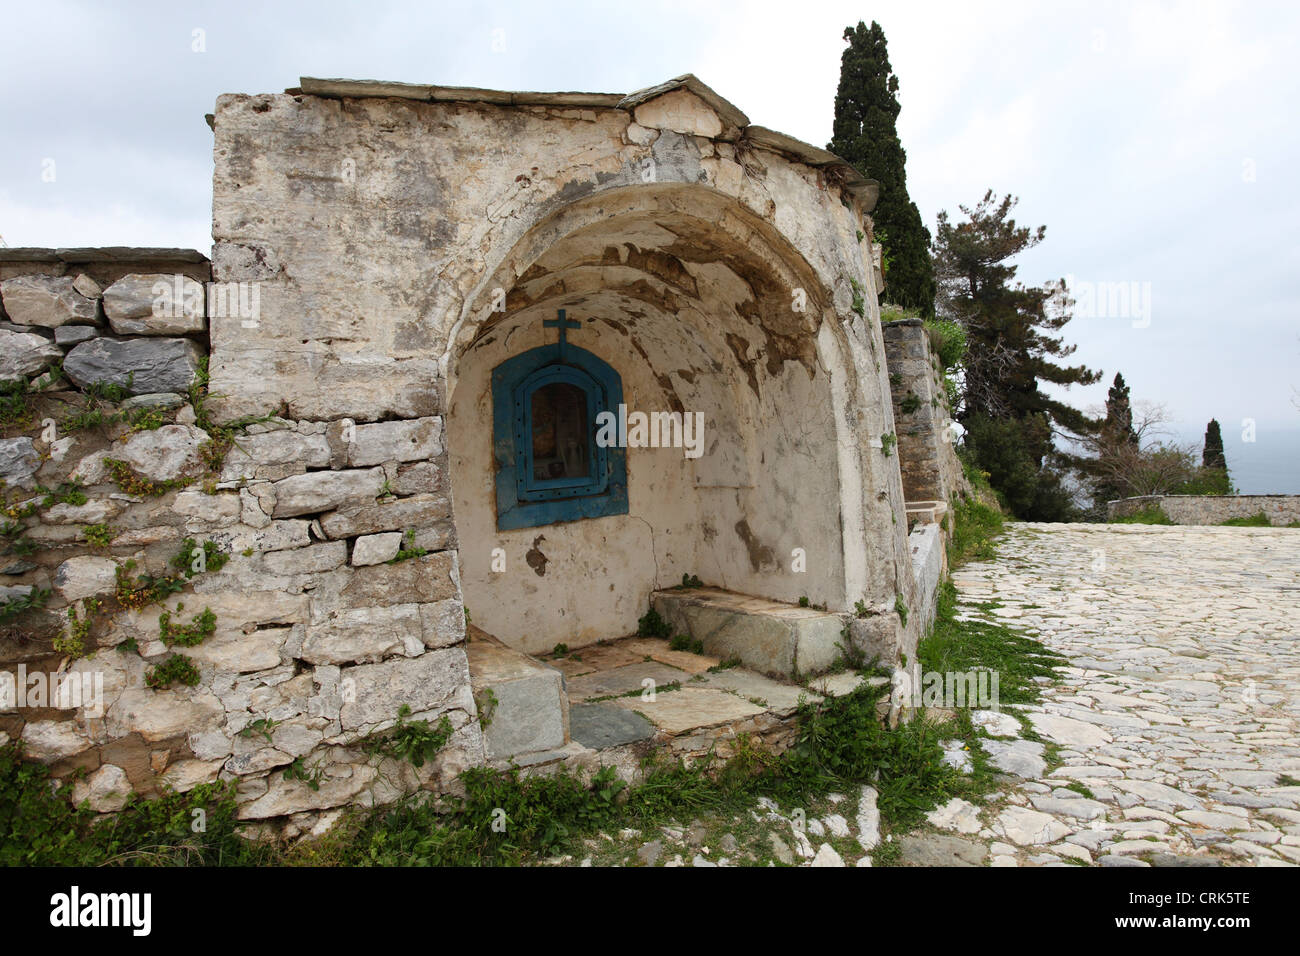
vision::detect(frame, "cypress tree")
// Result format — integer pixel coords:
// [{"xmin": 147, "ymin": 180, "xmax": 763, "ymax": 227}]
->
[
  {"xmin": 1082, "ymin": 371, "xmax": 1139, "ymax": 511},
  {"xmin": 1202, "ymin": 419, "xmax": 1226, "ymax": 470},
  {"xmin": 828, "ymin": 21, "xmax": 935, "ymax": 316},
  {"xmin": 1104, "ymin": 373, "xmax": 1138, "ymax": 446},
  {"xmin": 1199, "ymin": 418, "xmax": 1232, "ymax": 494}
]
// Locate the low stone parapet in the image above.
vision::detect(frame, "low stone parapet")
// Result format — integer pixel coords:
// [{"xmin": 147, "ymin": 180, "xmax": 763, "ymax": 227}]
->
[{"xmin": 1107, "ymin": 494, "xmax": 1300, "ymax": 525}]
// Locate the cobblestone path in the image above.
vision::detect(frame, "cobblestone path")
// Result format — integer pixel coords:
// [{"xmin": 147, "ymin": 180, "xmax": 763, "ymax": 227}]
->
[{"xmin": 940, "ymin": 523, "xmax": 1300, "ymax": 867}]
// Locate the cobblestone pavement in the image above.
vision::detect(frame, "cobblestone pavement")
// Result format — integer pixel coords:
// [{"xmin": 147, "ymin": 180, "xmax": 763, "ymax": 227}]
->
[{"xmin": 940, "ymin": 523, "xmax": 1300, "ymax": 867}]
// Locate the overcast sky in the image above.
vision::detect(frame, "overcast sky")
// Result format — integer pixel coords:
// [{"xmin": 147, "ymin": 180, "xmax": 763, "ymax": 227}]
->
[{"xmin": 3, "ymin": 0, "xmax": 1298, "ymax": 460}]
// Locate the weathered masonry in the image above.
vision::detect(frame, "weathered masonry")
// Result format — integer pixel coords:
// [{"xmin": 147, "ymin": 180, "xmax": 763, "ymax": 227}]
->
[{"xmin": 1, "ymin": 75, "xmax": 967, "ymax": 828}]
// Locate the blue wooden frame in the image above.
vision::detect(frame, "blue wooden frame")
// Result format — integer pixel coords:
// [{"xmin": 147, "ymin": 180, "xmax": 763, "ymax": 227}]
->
[
  {"xmin": 513, "ymin": 363, "xmax": 608, "ymax": 501},
  {"xmin": 492, "ymin": 343, "xmax": 628, "ymax": 531}
]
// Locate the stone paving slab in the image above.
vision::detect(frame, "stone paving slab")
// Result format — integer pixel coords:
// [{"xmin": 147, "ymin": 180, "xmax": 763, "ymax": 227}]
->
[
  {"xmin": 549, "ymin": 656, "xmax": 599, "ymax": 678},
  {"xmin": 696, "ymin": 667, "xmax": 822, "ymax": 714},
  {"xmin": 612, "ymin": 687, "xmax": 766, "ymax": 735},
  {"xmin": 569, "ymin": 703, "xmax": 656, "ymax": 749},
  {"xmin": 618, "ymin": 637, "xmax": 721, "ymax": 674},
  {"xmin": 547, "ymin": 638, "xmax": 721, "ymax": 678},
  {"xmin": 564, "ymin": 661, "xmax": 690, "ymax": 701},
  {"xmin": 549, "ymin": 641, "xmax": 646, "ymax": 677}
]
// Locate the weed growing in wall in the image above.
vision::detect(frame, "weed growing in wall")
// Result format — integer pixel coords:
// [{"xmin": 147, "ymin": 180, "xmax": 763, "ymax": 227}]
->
[
  {"xmin": 365, "ymin": 705, "xmax": 455, "ymax": 768},
  {"xmin": 144, "ymin": 654, "xmax": 201, "ymax": 689},
  {"xmin": 637, "ymin": 608, "xmax": 672, "ymax": 638},
  {"xmin": 0, "ymin": 743, "xmax": 257, "ymax": 866},
  {"xmin": 0, "ymin": 586, "xmax": 50, "ymax": 624},
  {"xmin": 82, "ymin": 523, "xmax": 113, "ymax": 548},
  {"xmin": 386, "ymin": 529, "xmax": 428, "ymax": 563}
]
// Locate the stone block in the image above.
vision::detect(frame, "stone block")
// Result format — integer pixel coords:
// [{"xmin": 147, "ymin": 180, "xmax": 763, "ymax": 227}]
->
[
  {"xmin": 908, "ymin": 523, "xmax": 945, "ymax": 635},
  {"xmin": 220, "ymin": 430, "xmax": 331, "ymax": 482},
  {"xmin": 0, "ymin": 329, "xmax": 62, "ymax": 382},
  {"xmin": 339, "ymin": 552, "xmax": 459, "ymax": 607},
  {"xmin": 63, "ymin": 337, "xmax": 205, "ymax": 395},
  {"xmin": 0, "ymin": 437, "xmax": 41, "ymax": 488},
  {"xmin": 271, "ymin": 467, "xmax": 385, "ymax": 517},
  {"xmin": 466, "ymin": 635, "xmax": 567, "ymax": 759},
  {"xmin": 319, "ymin": 492, "xmax": 452, "ymax": 538},
  {"xmin": 418, "ymin": 599, "xmax": 466, "ymax": 649},
  {"xmin": 185, "ymin": 627, "xmax": 287, "ymax": 673},
  {"xmin": 53, "ymin": 555, "xmax": 118, "ymax": 603},
  {"xmin": 116, "ymin": 423, "xmax": 210, "ymax": 482},
  {"xmin": 257, "ymin": 541, "xmax": 347, "ymax": 576},
  {"xmin": 1, "ymin": 275, "xmax": 99, "ymax": 328},
  {"xmin": 301, "ymin": 605, "xmax": 423, "ymax": 665},
  {"xmin": 72, "ymin": 764, "xmax": 132, "ymax": 811},
  {"xmin": 103, "ymin": 274, "xmax": 207, "ymax": 334},
  {"xmin": 351, "ymin": 532, "xmax": 402, "ymax": 566},
  {"xmin": 651, "ymin": 587, "xmax": 844, "ymax": 679},
  {"xmin": 339, "ymin": 647, "xmax": 473, "ymax": 732},
  {"xmin": 346, "ymin": 417, "xmax": 442, "ymax": 466},
  {"xmin": 54, "ymin": 325, "xmax": 100, "ymax": 346},
  {"xmin": 106, "ymin": 689, "xmax": 224, "ymax": 743},
  {"xmin": 20, "ymin": 719, "xmax": 93, "ymax": 763}
]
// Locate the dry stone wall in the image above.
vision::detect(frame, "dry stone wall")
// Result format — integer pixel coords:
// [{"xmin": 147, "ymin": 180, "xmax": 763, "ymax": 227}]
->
[
  {"xmin": 1, "ymin": 251, "xmax": 481, "ymax": 832},
  {"xmin": 1108, "ymin": 495, "xmax": 1300, "ymax": 525},
  {"xmin": 882, "ymin": 318, "xmax": 969, "ymax": 507}
]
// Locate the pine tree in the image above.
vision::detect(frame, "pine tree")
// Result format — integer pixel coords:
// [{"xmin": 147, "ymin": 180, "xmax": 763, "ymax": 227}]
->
[
  {"xmin": 828, "ymin": 21, "xmax": 935, "ymax": 316},
  {"xmin": 932, "ymin": 190, "xmax": 1101, "ymax": 519}
]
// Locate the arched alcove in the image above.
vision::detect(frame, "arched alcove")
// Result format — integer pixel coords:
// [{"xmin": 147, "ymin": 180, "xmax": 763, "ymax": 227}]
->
[{"xmin": 445, "ymin": 184, "xmax": 858, "ymax": 654}]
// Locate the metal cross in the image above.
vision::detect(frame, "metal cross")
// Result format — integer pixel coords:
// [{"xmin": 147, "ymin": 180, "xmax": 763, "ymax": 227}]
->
[{"xmin": 543, "ymin": 308, "xmax": 581, "ymax": 361}]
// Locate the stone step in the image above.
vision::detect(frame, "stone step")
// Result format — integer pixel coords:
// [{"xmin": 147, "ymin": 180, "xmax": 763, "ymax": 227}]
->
[
  {"xmin": 650, "ymin": 587, "xmax": 845, "ymax": 679},
  {"xmin": 465, "ymin": 626, "xmax": 569, "ymax": 761},
  {"xmin": 905, "ymin": 499, "xmax": 948, "ymax": 525}
]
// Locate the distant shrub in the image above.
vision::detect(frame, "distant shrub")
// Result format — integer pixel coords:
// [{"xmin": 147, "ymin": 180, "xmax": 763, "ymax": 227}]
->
[
  {"xmin": 1220, "ymin": 512, "xmax": 1271, "ymax": 527},
  {"xmin": 924, "ymin": 319, "xmax": 967, "ymax": 371},
  {"xmin": 1110, "ymin": 506, "xmax": 1174, "ymax": 525}
]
